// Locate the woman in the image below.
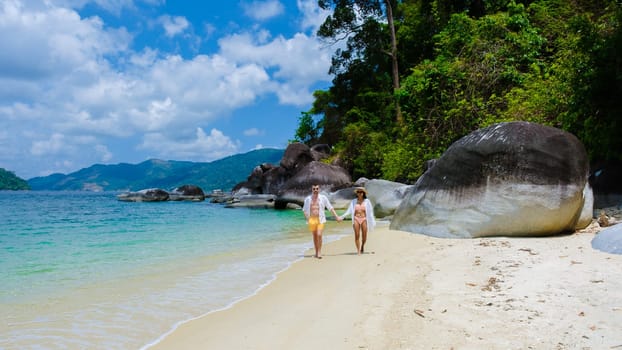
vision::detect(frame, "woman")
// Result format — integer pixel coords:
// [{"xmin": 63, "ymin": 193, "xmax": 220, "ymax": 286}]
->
[{"xmin": 339, "ymin": 187, "xmax": 376, "ymax": 254}]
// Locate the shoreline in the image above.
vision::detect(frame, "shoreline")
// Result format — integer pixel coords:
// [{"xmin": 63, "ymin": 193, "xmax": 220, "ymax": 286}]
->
[
  {"xmin": 140, "ymin": 230, "xmax": 349, "ymax": 350},
  {"xmin": 147, "ymin": 221, "xmax": 622, "ymax": 349}
]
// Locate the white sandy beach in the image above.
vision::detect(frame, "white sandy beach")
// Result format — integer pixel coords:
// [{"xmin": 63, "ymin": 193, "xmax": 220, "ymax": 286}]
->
[{"xmin": 148, "ymin": 220, "xmax": 622, "ymax": 350}]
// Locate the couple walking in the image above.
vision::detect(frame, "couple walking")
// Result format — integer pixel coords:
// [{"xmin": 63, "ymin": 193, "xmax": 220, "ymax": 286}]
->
[{"xmin": 302, "ymin": 184, "xmax": 376, "ymax": 259}]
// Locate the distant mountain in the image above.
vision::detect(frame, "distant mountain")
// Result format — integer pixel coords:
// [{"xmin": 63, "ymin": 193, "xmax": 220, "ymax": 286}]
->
[
  {"xmin": 0, "ymin": 168, "xmax": 30, "ymax": 190},
  {"xmin": 27, "ymin": 148, "xmax": 284, "ymax": 192}
]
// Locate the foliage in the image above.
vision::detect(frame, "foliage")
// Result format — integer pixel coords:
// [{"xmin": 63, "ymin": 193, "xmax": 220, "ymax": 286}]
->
[
  {"xmin": 559, "ymin": 4, "xmax": 622, "ymax": 161},
  {"xmin": 294, "ymin": 111, "xmax": 321, "ymax": 145},
  {"xmin": 299, "ymin": 0, "xmax": 622, "ymax": 183},
  {"xmin": 335, "ymin": 122, "xmax": 388, "ymax": 179},
  {"xmin": 0, "ymin": 168, "xmax": 30, "ymax": 190}
]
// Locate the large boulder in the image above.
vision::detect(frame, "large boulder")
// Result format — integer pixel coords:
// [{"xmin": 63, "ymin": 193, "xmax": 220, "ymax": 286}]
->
[
  {"xmin": 169, "ymin": 184, "xmax": 205, "ymax": 201},
  {"xmin": 232, "ymin": 143, "xmax": 352, "ymax": 209},
  {"xmin": 225, "ymin": 194, "xmax": 277, "ymax": 209},
  {"xmin": 116, "ymin": 188, "xmax": 170, "ymax": 202},
  {"xmin": 328, "ymin": 187, "xmax": 358, "ymax": 210},
  {"xmin": 328, "ymin": 180, "xmax": 412, "ymax": 212},
  {"xmin": 232, "ymin": 163, "xmax": 279, "ymax": 194},
  {"xmin": 233, "ymin": 143, "xmax": 340, "ymax": 198},
  {"xmin": 390, "ymin": 122, "xmax": 593, "ymax": 238},
  {"xmin": 310, "ymin": 144, "xmax": 332, "ymax": 161},
  {"xmin": 280, "ymin": 142, "xmax": 314, "ymax": 174},
  {"xmin": 261, "ymin": 166, "xmax": 289, "ymax": 195},
  {"xmin": 275, "ymin": 161, "xmax": 352, "ymax": 208},
  {"xmin": 365, "ymin": 179, "xmax": 413, "ymax": 218}
]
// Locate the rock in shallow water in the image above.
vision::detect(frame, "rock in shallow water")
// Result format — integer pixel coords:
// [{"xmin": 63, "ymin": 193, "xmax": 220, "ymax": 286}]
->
[{"xmin": 116, "ymin": 188, "xmax": 170, "ymax": 202}]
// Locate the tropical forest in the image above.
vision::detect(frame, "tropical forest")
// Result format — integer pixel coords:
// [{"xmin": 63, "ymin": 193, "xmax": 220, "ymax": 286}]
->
[
  {"xmin": 294, "ymin": 0, "xmax": 622, "ymax": 183},
  {"xmin": 0, "ymin": 168, "xmax": 30, "ymax": 190}
]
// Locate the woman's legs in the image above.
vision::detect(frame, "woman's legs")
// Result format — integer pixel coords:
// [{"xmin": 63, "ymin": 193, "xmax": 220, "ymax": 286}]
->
[
  {"xmin": 353, "ymin": 220, "xmax": 361, "ymax": 254},
  {"xmin": 360, "ymin": 220, "xmax": 368, "ymax": 253}
]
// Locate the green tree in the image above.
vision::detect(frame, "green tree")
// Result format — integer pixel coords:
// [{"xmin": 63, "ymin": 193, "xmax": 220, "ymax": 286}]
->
[
  {"xmin": 317, "ymin": 0, "xmax": 401, "ymax": 134},
  {"xmin": 560, "ymin": 3, "xmax": 622, "ymax": 161},
  {"xmin": 294, "ymin": 111, "xmax": 321, "ymax": 144},
  {"xmin": 298, "ymin": 0, "xmax": 622, "ymax": 183},
  {"xmin": 0, "ymin": 168, "xmax": 30, "ymax": 190},
  {"xmin": 396, "ymin": 2, "xmax": 547, "ymax": 180},
  {"xmin": 504, "ymin": 0, "xmax": 622, "ymax": 161}
]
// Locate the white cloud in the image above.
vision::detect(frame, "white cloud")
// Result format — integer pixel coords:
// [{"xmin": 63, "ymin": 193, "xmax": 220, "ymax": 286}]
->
[
  {"xmin": 30, "ymin": 133, "xmax": 67, "ymax": 156},
  {"xmin": 95, "ymin": 144, "xmax": 113, "ymax": 162},
  {"xmin": 0, "ymin": 0, "xmax": 335, "ymax": 178},
  {"xmin": 30, "ymin": 132, "xmax": 101, "ymax": 157},
  {"xmin": 129, "ymin": 48, "xmax": 159, "ymax": 67},
  {"xmin": 0, "ymin": 1, "xmax": 130, "ymax": 83},
  {"xmin": 158, "ymin": 14, "xmax": 190, "ymax": 38},
  {"xmin": 204, "ymin": 22, "xmax": 217, "ymax": 38},
  {"xmin": 218, "ymin": 31, "xmax": 331, "ymax": 104},
  {"xmin": 52, "ymin": 0, "xmax": 165, "ymax": 16},
  {"xmin": 132, "ymin": 97, "xmax": 178, "ymax": 131},
  {"xmin": 241, "ymin": 0, "xmax": 284, "ymax": 21},
  {"xmin": 243, "ymin": 128, "xmax": 264, "ymax": 136},
  {"xmin": 140, "ymin": 127, "xmax": 241, "ymax": 161},
  {"xmin": 297, "ymin": 0, "xmax": 331, "ymax": 31},
  {"xmin": 138, "ymin": 53, "xmax": 272, "ymax": 117}
]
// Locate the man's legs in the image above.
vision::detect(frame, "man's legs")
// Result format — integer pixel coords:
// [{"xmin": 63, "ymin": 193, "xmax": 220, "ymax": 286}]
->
[{"xmin": 313, "ymin": 228, "xmax": 323, "ymax": 258}]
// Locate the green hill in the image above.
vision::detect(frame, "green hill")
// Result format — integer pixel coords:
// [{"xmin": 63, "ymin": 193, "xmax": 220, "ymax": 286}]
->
[
  {"xmin": 0, "ymin": 168, "xmax": 30, "ymax": 190},
  {"xmin": 27, "ymin": 148, "xmax": 284, "ymax": 192}
]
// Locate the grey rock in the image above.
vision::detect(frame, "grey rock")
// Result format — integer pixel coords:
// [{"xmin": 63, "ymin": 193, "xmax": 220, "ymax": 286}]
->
[
  {"xmin": 169, "ymin": 184, "xmax": 205, "ymax": 201},
  {"xmin": 280, "ymin": 142, "xmax": 314, "ymax": 173},
  {"xmin": 225, "ymin": 194, "xmax": 276, "ymax": 209},
  {"xmin": 592, "ymin": 223, "xmax": 622, "ymax": 254},
  {"xmin": 276, "ymin": 161, "xmax": 352, "ymax": 208},
  {"xmin": 329, "ymin": 187, "xmax": 358, "ymax": 210},
  {"xmin": 117, "ymin": 188, "xmax": 170, "ymax": 202},
  {"xmin": 391, "ymin": 122, "xmax": 593, "ymax": 238},
  {"xmin": 365, "ymin": 179, "xmax": 413, "ymax": 218}
]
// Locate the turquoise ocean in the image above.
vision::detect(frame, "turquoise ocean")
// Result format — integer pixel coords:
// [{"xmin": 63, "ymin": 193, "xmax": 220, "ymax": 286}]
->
[{"xmin": 0, "ymin": 191, "xmax": 347, "ymax": 349}]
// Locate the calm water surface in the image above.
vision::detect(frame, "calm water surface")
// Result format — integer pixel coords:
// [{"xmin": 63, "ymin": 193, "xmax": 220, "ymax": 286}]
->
[{"xmin": 0, "ymin": 191, "xmax": 346, "ymax": 349}]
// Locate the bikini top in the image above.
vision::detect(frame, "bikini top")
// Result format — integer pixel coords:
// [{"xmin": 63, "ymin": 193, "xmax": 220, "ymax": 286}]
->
[{"xmin": 354, "ymin": 202, "xmax": 366, "ymax": 212}]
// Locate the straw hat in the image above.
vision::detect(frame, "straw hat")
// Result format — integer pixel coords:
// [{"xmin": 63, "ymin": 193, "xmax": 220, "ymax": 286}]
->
[{"xmin": 354, "ymin": 187, "xmax": 367, "ymax": 195}]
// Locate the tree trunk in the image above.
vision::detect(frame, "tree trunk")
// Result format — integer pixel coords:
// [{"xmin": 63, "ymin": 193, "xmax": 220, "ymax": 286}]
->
[{"xmin": 384, "ymin": 0, "xmax": 403, "ymax": 127}]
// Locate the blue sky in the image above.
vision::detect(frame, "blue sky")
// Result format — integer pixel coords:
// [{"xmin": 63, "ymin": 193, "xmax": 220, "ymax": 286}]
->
[{"xmin": 0, "ymin": 0, "xmax": 335, "ymax": 179}]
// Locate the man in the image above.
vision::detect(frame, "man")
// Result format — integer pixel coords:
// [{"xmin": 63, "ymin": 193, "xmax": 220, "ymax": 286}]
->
[{"xmin": 302, "ymin": 184, "xmax": 342, "ymax": 259}]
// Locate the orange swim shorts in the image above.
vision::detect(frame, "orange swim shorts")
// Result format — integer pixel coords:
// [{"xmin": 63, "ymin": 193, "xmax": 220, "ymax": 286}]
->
[{"xmin": 307, "ymin": 217, "xmax": 324, "ymax": 232}]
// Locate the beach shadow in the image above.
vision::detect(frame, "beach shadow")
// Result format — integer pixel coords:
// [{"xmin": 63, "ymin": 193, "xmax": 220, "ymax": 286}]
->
[
  {"xmin": 300, "ymin": 251, "xmax": 376, "ymax": 259},
  {"xmin": 321, "ymin": 251, "xmax": 376, "ymax": 257}
]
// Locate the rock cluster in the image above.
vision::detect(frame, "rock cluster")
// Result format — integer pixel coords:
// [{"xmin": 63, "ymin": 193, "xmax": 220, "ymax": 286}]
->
[
  {"xmin": 117, "ymin": 185, "xmax": 205, "ymax": 202},
  {"xmin": 230, "ymin": 143, "xmax": 352, "ymax": 209}
]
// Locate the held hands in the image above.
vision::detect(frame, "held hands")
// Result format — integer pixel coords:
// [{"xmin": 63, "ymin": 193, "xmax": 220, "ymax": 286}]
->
[{"xmin": 330, "ymin": 209, "xmax": 343, "ymax": 222}]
